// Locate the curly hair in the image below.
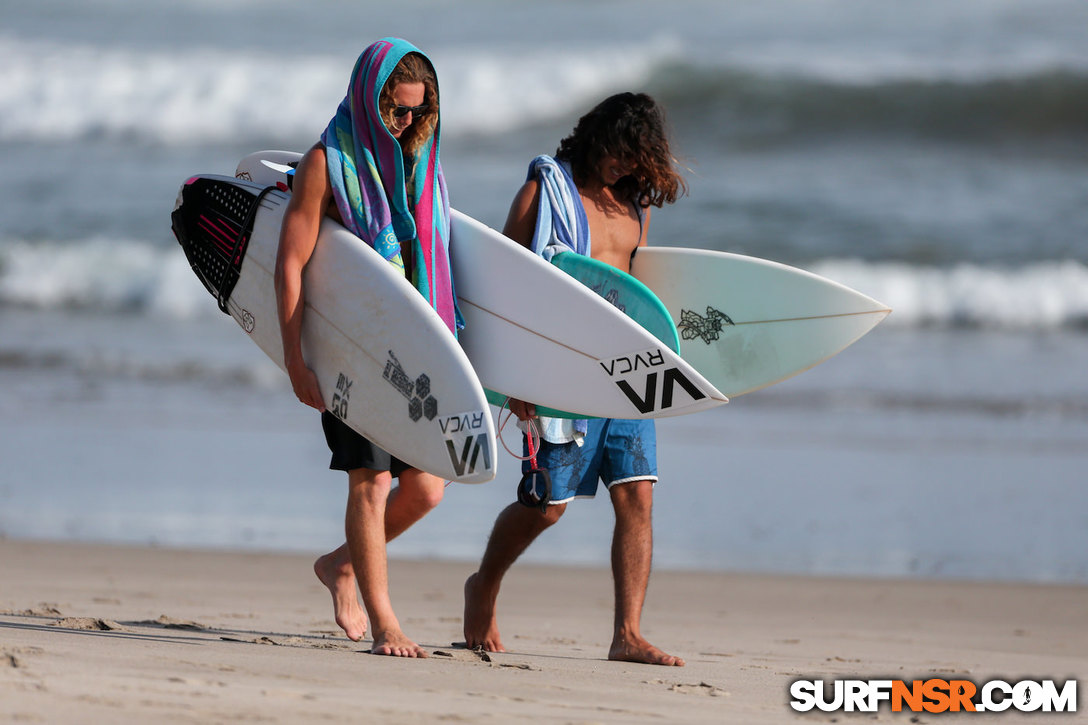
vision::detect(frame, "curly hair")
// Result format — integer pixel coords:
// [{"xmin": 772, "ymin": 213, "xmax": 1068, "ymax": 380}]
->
[
  {"xmin": 555, "ymin": 92, "xmax": 687, "ymax": 208},
  {"xmin": 378, "ymin": 52, "xmax": 439, "ymax": 157}
]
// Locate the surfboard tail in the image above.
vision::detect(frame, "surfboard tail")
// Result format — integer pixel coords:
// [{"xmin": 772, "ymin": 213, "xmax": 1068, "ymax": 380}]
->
[
  {"xmin": 174, "ymin": 170, "xmax": 497, "ymax": 484},
  {"xmin": 172, "ymin": 176, "xmax": 279, "ymax": 314}
]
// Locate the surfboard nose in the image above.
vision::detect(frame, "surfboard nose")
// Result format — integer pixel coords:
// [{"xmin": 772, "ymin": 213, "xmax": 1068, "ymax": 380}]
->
[{"xmin": 631, "ymin": 247, "xmax": 895, "ymax": 398}]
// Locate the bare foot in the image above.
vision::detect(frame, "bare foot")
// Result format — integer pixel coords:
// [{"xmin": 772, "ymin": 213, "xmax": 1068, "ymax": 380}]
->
[
  {"xmin": 313, "ymin": 550, "xmax": 367, "ymax": 641},
  {"xmin": 370, "ymin": 629, "xmax": 428, "ymax": 658},
  {"xmin": 463, "ymin": 572, "xmax": 505, "ymax": 652},
  {"xmin": 609, "ymin": 635, "xmax": 685, "ymax": 666}
]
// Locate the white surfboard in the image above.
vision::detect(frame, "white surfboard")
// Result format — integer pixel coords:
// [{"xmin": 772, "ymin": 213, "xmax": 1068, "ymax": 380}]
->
[
  {"xmin": 171, "ymin": 175, "xmax": 495, "ymax": 483},
  {"xmin": 236, "ymin": 151, "xmax": 729, "ymax": 420},
  {"xmin": 449, "ymin": 211, "xmax": 727, "ymax": 419},
  {"xmin": 630, "ymin": 247, "xmax": 891, "ymax": 396}
]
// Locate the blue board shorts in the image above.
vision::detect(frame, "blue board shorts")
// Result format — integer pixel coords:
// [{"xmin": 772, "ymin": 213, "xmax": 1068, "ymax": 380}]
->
[{"xmin": 522, "ymin": 418, "xmax": 658, "ymax": 504}]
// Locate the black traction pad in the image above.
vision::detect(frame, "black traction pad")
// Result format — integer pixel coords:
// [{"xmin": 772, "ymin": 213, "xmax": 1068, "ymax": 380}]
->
[{"xmin": 170, "ymin": 176, "xmax": 274, "ymax": 313}]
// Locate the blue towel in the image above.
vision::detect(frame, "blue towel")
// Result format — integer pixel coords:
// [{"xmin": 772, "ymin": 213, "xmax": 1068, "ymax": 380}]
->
[{"xmin": 526, "ymin": 155, "xmax": 590, "ymax": 261}]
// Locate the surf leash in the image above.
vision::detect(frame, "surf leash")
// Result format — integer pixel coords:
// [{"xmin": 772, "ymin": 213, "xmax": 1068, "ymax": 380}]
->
[
  {"xmin": 495, "ymin": 398, "xmax": 552, "ymax": 512},
  {"xmin": 517, "ymin": 424, "xmax": 552, "ymax": 512}
]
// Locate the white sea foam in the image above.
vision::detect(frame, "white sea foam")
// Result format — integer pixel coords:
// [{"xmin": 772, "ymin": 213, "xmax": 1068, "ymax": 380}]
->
[
  {"xmin": 0, "ymin": 35, "xmax": 344, "ymax": 144},
  {"xmin": 10, "ymin": 24, "xmax": 1087, "ymax": 147},
  {"xmin": 0, "ymin": 35, "xmax": 668, "ymax": 145},
  {"xmin": 0, "ymin": 238, "xmax": 215, "ymax": 318},
  {"xmin": 812, "ymin": 259, "xmax": 1088, "ymax": 330},
  {"xmin": 431, "ymin": 43, "xmax": 672, "ymax": 135},
  {"xmin": 707, "ymin": 40, "xmax": 1088, "ymax": 86},
  {"xmin": 3, "ymin": 237, "xmax": 1086, "ymax": 330}
]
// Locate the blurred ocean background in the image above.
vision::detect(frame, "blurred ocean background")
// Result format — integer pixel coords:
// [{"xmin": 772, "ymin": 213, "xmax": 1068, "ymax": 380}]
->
[{"xmin": 2, "ymin": 0, "xmax": 1086, "ymax": 584}]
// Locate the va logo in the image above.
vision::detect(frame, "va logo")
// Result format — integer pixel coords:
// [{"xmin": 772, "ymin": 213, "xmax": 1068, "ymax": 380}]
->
[
  {"xmin": 440, "ymin": 410, "xmax": 490, "ymax": 477},
  {"xmin": 615, "ymin": 368, "xmax": 707, "ymax": 414},
  {"xmin": 600, "ymin": 348, "xmax": 708, "ymax": 414},
  {"xmin": 445, "ymin": 433, "xmax": 492, "ymax": 478}
]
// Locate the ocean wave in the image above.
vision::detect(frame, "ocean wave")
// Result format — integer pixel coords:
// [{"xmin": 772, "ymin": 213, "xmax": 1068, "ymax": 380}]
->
[
  {"xmin": 652, "ymin": 62, "xmax": 1088, "ymax": 143},
  {"xmin": 0, "ymin": 34, "xmax": 667, "ymax": 145},
  {"xmin": 0, "ymin": 35, "xmax": 345, "ymax": 145},
  {"xmin": 9, "ymin": 27, "xmax": 1087, "ymax": 148},
  {"xmin": 0, "ymin": 238, "xmax": 217, "ymax": 318},
  {"xmin": 3, "ymin": 238, "xmax": 1087, "ymax": 330},
  {"xmin": 702, "ymin": 37, "xmax": 1088, "ymax": 86},
  {"xmin": 812, "ymin": 259, "xmax": 1088, "ymax": 330}
]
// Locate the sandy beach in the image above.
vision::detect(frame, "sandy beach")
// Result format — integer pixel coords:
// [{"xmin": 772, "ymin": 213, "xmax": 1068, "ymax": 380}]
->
[
  {"xmin": 1, "ymin": 539, "xmax": 1084, "ymax": 723},
  {"xmin": 4, "ymin": 1, "xmax": 1088, "ymax": 722}
]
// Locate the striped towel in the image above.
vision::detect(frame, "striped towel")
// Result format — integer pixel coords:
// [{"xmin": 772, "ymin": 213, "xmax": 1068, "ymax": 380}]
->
[
  {"xmin": 321, "ymin": 38, "xmax": 459, "ymax": 334},
  {"xmin": 526, "ymin": 155, "xmax": 590, "ymax": 261}
]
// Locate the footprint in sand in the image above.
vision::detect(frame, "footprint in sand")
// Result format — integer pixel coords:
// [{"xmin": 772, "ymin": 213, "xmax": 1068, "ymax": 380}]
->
[
  {"xmin": 646, "ymin": 679, "xmax": 729, "ymax": 697},
  {"xmin": 51, "ymin": 617, "xmax": 124, "ymax": 631}
]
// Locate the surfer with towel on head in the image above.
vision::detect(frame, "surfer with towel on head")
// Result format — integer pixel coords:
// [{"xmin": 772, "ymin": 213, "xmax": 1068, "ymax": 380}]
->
[
  {"xmin": 275, "ymin": 38, "xmax": 457, "ymax": 658},
  {"xmin": 464, "ymin": 93, "xmax": 688, "ymax": 666}
]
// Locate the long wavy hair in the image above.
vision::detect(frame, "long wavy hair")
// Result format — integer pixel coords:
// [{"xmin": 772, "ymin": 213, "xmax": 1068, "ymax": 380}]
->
[
  {"xmin": 555, "ymin": 92, "xmax": 687, "ymax": 208},
  {"xmin": 378, "ymin": 52, "xmax": 439, "ymax": 157}
]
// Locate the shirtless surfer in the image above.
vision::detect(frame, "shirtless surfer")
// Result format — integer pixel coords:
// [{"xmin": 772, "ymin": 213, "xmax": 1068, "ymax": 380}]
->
[{"xmin": 463, "ymin": 93, "xmax": 688, "ymax": 666}]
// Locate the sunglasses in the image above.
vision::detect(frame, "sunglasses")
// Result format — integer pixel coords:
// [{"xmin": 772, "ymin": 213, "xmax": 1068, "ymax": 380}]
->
[{"xmin": 392, "ymin": 104, "xmax": 429, "ymax": 119}]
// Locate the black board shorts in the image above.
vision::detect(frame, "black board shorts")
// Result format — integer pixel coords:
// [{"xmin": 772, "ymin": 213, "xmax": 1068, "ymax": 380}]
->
[{"xmin": 321, "ymin": 412, "xmax": 411, "ymax": 476}]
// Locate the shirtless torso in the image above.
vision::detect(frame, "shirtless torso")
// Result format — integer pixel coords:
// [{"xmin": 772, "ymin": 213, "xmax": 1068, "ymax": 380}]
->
[{"xmin": 579, "ymin": 182, "xmax": 648, "ymax": 274}]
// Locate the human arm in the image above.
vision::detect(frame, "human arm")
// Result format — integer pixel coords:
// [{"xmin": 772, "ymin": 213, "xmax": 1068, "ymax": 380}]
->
[
  {"xmin": 501, "ymin": 179, "xmax": 540, "ymax": 249},
  {"xmin": 274, "ymin": 144, "xmax": 330, "ymax": 412}
]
